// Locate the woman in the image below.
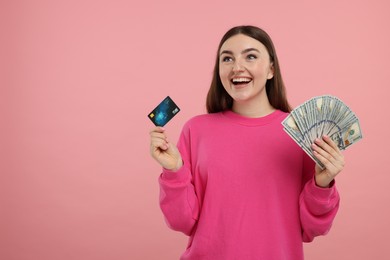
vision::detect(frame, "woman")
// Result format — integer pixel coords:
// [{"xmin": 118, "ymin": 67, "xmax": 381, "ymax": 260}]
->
[{"xmin": 149, "ymin": 25, "xmax": 344, "ymax": 260}]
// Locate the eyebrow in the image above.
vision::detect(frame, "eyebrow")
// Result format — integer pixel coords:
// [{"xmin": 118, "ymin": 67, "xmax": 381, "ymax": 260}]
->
[{"xmin": 220, "ymin": 48, "xmax": 260, "ymax": 56}]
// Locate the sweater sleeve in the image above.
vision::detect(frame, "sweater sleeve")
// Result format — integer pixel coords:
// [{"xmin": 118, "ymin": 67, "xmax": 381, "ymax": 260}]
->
[
  {"xmin": 299, "ymin": 153, "xmax": 340, "ymax": 242},
  {"xmin": 158, "ymin": 123, "xmax": 200, "ymax": 236}
]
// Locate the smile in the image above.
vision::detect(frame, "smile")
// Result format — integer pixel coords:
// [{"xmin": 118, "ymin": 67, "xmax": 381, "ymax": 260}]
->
[{"xmin": 231, "ymin": 77, "xmax": 252, "ymax": 85}]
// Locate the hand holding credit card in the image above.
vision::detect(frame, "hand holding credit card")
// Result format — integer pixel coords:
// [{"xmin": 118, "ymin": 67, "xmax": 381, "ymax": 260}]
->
[{"xmin": 148, "ymin": 96, "xmax": 180, "ymax": 126}]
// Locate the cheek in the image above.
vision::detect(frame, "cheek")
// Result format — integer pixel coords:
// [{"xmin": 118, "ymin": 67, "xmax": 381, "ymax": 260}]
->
[
  {"xmin": 219, "ymin": 66, "xmax": 227, "ymax": 77},
  {"xmin": 253, "ymin": 64, "xmax": 271, "ymax": 79},
  {"xmin": 219, "ymin": 67, "xmax": 230, "ymax": 83}
]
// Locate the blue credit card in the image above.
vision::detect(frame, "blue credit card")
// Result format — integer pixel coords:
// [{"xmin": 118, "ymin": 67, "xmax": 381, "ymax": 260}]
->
[{"xmin": 148, "ymin": 96, "xmax": 180, "ymax": 126}]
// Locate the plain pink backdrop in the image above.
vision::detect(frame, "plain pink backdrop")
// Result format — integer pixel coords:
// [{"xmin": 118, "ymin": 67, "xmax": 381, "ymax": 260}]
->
[{"xmin": 1, "ymin": 0, "xmax": 389, "ymax": 259}]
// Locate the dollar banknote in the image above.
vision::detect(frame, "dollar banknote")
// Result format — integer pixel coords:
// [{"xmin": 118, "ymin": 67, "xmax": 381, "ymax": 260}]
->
[{"xmin": 282, "ymin": 95, "xmax": 363, "ymax": 168}]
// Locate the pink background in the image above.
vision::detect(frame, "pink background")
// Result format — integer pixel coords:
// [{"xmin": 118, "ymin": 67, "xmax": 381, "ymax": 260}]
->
[{"xmin": 1, "ymin": 0, "xmax": 389, "ymax": 259}]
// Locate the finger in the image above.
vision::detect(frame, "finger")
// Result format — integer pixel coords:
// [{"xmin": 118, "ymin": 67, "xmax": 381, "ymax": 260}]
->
[
  {"xmin": 312, "ymin": 144, "xmax": 344, "ymax": 174},
  {"xmin": 150, "ymin": 133, "xmax": 168, "ymax": 148},
  {"xmin": 313, "ymin": 149, "xmax": 334, "ymax": 166},
  {"xmin": 150, "ymin": 131, "xmax": 168, "ymax": 140},
  {"xmin": 150, "ymin": 132, "xmax": 168, "ymax": 145},
  {"xmin": 149, "ymin": 126, "xmax": 166, "ymax": 134},
  {"xmin": 314, "ymin": 136, "xmax": 345, "ymax": 168},
  {"xmin": 311, "ymin": 142, "xmax": 340, "ymax": 167},
  {"xmin": 313, "ymin": 150, "xmax": 339, "ymax": 174},
  {"xmin": 313, "ymin": 138, "xmax": 340, "ymax": 159},
  {"xmin": 322, "ymin": 135, "xmax": 342, "ymax": 154},
  {"xmin": 151, "ymin": 135, "xmax": 168, "ymax": 145},
  {"xmin": 150, "ymin": 126, "xmax": 170, "ymax": 142},
  {"xmin": 150, "ymin": 144, "xmax": 169, "ymax": 156}
]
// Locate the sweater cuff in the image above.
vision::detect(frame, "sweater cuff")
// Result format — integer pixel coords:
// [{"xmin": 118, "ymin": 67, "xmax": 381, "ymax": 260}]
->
[
  {"xmin": 160, "ymin": 166, "xmax": 190, "ymax": 184},
  {"xmin": 306, "ymin": 177, "xmax": 337, "ymax": 202}
]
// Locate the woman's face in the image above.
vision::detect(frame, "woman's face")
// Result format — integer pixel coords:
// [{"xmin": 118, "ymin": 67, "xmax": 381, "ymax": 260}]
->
[{"xmin": 219, "ymin": 34, "xmax": 274, "ymax": 105}]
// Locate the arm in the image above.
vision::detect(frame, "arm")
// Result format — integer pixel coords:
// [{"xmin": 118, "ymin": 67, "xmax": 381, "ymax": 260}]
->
[
  {"xmin": 299, "ymin": 175, "xmax": 340, "ymax": 242},
  {"xmin": 150, "ymin": 125, "xmax": 200, "ymax": 236},
  {"xmin": 159, "ymin": 166, "xmax": 199, "ymax": 236},
  {"xmin": 299, "ymin": 135, "xmax": 343, "ymax": 242}
]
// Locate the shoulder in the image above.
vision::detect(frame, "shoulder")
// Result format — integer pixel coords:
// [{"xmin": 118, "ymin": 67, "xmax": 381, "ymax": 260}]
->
[
  {"xmin": 183, "ymin": 113, "xmax": 223, "ymax": 128},
  {"xmin": 178, "ymin": 113, "xmax": 225, "ymax": 138},
  {"xmin": 275, "ymin": 110, "xmax": 290, "ymax": 122}
]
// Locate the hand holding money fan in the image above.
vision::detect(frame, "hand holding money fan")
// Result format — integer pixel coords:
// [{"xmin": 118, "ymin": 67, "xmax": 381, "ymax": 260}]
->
[{"xmin": 282, "ymin": 95, "xmax": 363, "ymax": 169}]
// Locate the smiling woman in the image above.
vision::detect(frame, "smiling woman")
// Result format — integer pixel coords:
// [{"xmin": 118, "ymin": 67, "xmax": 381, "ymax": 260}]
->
[
  {"xmin": 218, "ymin": 34, "xmax": 275, "ymax": 117},
  {"xmin": 149, "ymin": 25, "xmax": 344, "ymax": 260},
  {"xmin": 207, "ymin": 25, "xmax": 291, "ymax": 116},
  {"xmin": 2, "ymin": 0, "xmax": 388, "ymax": 259}
]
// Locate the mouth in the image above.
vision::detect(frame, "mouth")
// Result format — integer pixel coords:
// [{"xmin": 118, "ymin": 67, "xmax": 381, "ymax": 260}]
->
[{"xmin": 231, "ymin": 77, "xmax": 253, "ymax": 86}]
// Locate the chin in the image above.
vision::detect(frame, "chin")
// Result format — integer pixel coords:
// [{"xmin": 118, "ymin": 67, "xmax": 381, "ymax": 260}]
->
[{"xmin": 232, "ymin": 96, "xmax": 252, "ymax": 102}]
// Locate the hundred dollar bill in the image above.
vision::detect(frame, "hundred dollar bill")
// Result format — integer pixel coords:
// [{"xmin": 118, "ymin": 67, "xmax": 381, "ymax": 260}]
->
[
  {"xmin": 329, "ymin": 119, "xmax": 363, "ymax": 150},
  {"xmin": 282, "ymin": 95, "xmax": 362, "ymax": 168},
  {"xmin": 282, "ymin": 114, "xmax": 325, "ymax": 169}
]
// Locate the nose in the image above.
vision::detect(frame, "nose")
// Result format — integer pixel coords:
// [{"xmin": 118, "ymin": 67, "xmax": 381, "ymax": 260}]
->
[{"xmin": 232, "ymin": 60, "xmax": 244, "ymax": 72}]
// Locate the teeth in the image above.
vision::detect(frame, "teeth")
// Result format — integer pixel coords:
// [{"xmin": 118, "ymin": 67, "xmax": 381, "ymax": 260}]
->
[{"xmin": 232, "ymin": 78, "xmax": 251, "ymax": 83}]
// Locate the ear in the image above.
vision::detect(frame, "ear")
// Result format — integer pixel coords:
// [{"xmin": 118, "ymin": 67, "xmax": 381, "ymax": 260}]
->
[{"xmin": 267, "ymin": 62, "xmax": 274, "ymax": 80}]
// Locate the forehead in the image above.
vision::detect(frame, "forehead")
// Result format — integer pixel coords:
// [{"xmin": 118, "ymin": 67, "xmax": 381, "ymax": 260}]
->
[{"xmin": 220, "ymin": 34, "xmax": 268, "ymax": 54}]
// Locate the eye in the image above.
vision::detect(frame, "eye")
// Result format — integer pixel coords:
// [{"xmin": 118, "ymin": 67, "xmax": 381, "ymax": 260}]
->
[
  {"xmin": 221, "ymin": 56, "xmax": 233, "ymax": 62},
  {"xmin": 246, "ymin": 54, "xmax": 257, "ymax": 60}
]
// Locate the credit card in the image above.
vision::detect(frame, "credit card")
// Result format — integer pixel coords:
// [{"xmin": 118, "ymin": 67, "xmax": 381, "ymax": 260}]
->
[{"xmin": 148, "ymin": 96, "xmax": 180, "ymax": 126}]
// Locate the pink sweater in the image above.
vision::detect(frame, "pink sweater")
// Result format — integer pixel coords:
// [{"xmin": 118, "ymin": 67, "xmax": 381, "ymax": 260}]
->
[{"xmin": 159, "ymin": 110, "xmax": 339, "ymax": 260}]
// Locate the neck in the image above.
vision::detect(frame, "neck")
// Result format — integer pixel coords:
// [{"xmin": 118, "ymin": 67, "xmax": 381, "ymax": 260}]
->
[{"xmin": 232, "ymin": 96, "xmax": 275, "ymax": 118}]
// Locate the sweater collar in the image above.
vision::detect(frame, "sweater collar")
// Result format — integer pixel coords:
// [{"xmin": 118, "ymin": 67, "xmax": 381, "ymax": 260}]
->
[{"xmin": 221, "ymin": 109, "xmax": 284, "ymax": 126}]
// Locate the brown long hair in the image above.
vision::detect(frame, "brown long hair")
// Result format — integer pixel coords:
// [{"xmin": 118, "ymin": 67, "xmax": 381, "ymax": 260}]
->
[{"xmin": 206, "ymin": 25, "xmax": 291, "ymax": 113}]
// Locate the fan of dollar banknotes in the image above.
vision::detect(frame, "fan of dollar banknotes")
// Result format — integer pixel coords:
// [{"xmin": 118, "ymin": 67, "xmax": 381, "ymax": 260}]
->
[{"xmin": 282, "ymin": 95, "xmax": 363, "ymax": 168}]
